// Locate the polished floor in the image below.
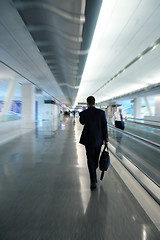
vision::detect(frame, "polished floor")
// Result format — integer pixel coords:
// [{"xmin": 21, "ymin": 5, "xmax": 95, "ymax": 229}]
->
[{"xmin": 0, "ymin": 116, "xmax": 159, "ymax": 240}]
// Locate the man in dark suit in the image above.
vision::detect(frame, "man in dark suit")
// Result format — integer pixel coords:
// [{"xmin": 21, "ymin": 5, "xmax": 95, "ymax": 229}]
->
[{"xmin": 79, "ymin": 96, "xmax": 108, "ymax": 189}]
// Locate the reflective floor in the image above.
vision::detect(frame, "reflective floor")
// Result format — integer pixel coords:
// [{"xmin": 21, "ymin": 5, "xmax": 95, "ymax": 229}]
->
[{"xmin": 0, "ymin": 116, "xmax": 159, "ymax": 240}]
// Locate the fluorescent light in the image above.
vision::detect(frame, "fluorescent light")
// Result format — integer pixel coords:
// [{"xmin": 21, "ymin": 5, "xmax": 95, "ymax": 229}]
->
[
  {"xmin": 139, "ymin": 55, "xmax": 143, "ymax": 60},
  {"xmin": 151, "ymin": 44, "xmax": 158, "ymax": 51},
  {"xmin": 76, "ymin": 1, "xmax": 160, "ymax": 105},
  {"xmin": 78, "ymin": 0, "xmax": 117, "ymax": 79}
]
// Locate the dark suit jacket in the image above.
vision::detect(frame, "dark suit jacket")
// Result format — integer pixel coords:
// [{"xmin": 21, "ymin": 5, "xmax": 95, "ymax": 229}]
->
[{"xmin": 79, "ymin": 107, "xmax": 108, "ymax": 147}]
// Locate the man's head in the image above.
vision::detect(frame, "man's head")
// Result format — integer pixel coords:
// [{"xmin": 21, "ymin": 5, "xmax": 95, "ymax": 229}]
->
[
  {"xmin": 118, "ymin": 106, "xmax": 123, "ymax": 113},
  {"xmin": 87, "ymin": 96, "xmax": 95, "ymax": 107}
]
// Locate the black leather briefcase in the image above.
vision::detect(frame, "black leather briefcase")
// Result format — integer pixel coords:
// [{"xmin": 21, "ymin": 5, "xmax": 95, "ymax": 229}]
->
[{"xmin": 99, "ymin": 145, "xmax": 110, "ymax": 180}]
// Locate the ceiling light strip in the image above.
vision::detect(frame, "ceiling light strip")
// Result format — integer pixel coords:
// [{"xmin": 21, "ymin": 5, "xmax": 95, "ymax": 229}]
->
[
  {"xmin": 92, "ymin": 37, "xmax": 160, "ymax": 95},
  {"xmin": 14, "ymin": 1, "xmax": 85, "ymax": 24},
  {"xmin": 98, "ymin": 82, "xmax": 160, "ymax": 105},
  {"xmin": 59, "ymin": 83, "xmax": 79, "ymax": 89},
  {"xmin": 35, "ymin": 41, "xmax": 88, "ymax": 56},
  {"xmin": 28, "ymin": 25, "xmax": 82, "ymax": 42}
]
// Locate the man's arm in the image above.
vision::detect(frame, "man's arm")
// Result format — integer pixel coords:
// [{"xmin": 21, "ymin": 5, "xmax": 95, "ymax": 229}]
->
[
  {"xmin": 123, "ymin": 111, "xmax": 127, "ymax": 121},
  {"xmin": 102, "ymin": 111, "xmax": 108, "ymax": 144},
  {"xmin": 79, "ymin": 112, "xmax": 85, "ymax": 125}
]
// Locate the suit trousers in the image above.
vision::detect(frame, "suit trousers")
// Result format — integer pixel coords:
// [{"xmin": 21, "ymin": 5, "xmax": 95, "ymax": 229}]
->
[{"xmin": 85, "ymin": 145, "xmax": 101, "ymax": 183}]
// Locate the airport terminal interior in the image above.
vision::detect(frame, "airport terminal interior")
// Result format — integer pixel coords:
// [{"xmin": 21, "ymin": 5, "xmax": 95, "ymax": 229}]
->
[{"xmin": 0, "ymin": 0, "xmax": 160, "ymax": 239}]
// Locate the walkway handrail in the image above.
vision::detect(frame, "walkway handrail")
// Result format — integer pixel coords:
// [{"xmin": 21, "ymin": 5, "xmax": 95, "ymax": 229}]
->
[
  {"xmin": 126, "ymin": 119, "xmax": 160, "ymax": 129},
  {"xmin": 108, "ymin": 124, "xmax": 160, "ymax": 149},
  {"xmin": 128, "ymin": 117, "xmax": 160, "ymax": 123}
]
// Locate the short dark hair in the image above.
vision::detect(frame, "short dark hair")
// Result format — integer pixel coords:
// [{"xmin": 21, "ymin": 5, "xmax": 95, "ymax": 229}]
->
[{"xmin": 87, "ymin": 96, "xmax": 95, "ymax": 106}]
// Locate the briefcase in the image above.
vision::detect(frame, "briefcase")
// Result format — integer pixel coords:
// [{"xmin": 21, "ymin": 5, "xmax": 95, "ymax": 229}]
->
[{"xmin": 99, "ymin": 145, "xmax": 110, "ymax": 180}]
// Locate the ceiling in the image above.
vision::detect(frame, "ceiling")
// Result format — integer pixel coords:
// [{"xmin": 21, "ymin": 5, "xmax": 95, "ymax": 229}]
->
[
  {"xmin": 0, "ymin": 0, "xmax": 102, "ymax": 106},
  {"xmin": 97, "ymin": 84, "xmax": 160, "ymax": 108},
  {"xmin": 0, "ymin": 0, "xmax": 160, "ymax": 107},
  {"xmin": 76, "ymin": 0, "xmax": 160, "ymax": 105}
]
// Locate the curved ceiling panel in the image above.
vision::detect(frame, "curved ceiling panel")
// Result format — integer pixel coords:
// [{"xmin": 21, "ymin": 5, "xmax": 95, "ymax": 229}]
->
[
  {"xmin": 76, "ymin": 0, "xmax": 160, "ymax": 105},
  {"xmin": 13, "ymin": 0, "xmax": 102, "ymax": 105}
]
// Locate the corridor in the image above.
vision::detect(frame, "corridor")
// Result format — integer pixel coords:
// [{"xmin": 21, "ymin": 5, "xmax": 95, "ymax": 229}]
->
[{"xmin": 0, "ymin": 116, "xmax": 159, "ymax": 240}]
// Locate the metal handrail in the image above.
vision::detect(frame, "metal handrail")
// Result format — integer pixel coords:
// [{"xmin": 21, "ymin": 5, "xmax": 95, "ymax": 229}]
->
[
  {"xmin": 128, "ymin": 117, "xmax": 160, "ymax": 123},
  {"xmin": 108, "ymin": 124, "xmax": 160, "ymax": 148}
]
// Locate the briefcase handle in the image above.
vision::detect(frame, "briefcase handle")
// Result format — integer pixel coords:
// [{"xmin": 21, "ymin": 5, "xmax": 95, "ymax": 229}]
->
[{"xmin": 104, "ymin": 144, "xmax": 109, "ymax": 152}]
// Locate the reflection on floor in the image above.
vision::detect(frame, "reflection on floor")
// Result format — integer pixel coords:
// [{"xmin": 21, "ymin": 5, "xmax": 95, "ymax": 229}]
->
[{"xmin": 0, "ymin": 116, "xmax": 159, "ymax": 240}]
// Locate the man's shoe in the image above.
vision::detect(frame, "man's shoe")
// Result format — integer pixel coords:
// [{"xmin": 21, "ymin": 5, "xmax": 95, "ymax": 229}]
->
[{"xmin": 90, "ymin": 182, "xmax": 97, "ymax": 190}]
